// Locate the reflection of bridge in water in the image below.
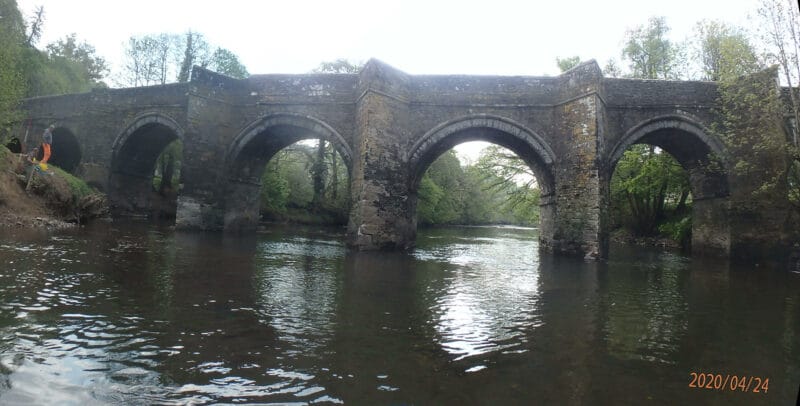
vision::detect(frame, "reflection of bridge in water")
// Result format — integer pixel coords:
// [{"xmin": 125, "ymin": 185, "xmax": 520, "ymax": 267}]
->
[{"xmin": 17, "ymin": 59, "xmax": 793, "ymax": 258}]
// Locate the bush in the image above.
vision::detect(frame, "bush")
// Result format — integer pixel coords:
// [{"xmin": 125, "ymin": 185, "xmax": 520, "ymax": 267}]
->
[{"xmin": 658, "ymin": 215, "xmax": 692, "ymax": 245}]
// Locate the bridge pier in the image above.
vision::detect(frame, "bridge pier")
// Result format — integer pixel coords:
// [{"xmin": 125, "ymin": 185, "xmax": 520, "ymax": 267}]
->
[
  {"xmin": 346, "ymin": 62, "xmax": 416, "ymax": 250},
  {"xmin": 539, "ymin": 63, "xmax": 608, "ymax": 258}
]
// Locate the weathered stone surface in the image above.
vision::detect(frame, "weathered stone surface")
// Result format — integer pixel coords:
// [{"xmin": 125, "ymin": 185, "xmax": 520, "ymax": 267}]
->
[{"xmin": 16, "ymin": 60, "xmax": 797, "ymax": 259}]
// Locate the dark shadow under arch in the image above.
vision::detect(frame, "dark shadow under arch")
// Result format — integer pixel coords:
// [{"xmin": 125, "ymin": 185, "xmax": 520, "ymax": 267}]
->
[
  {"xmin": 226, "ymin": 114, "xmax": 352, "ymax": 180},
  {"xmin": 608, "ymin": 116, "xmax": 729, "ymax": 199},
  {"xmin": 223, "ymin": 113, "xmax": 352, "ymax": 230},
  {"xmin": 48, "ymin": 127, "xmax": 82, "ymax": 173},
  {"xmin": 607, "ymin": 116, "xmax": 731, "ymax": 255},
  {"xmin": 5, "ymin": 137, "xmax": 21, "ymax": 154},
  {"xmin": 109, "ymin": 113, "xmax": 185, "ymax": 220}
]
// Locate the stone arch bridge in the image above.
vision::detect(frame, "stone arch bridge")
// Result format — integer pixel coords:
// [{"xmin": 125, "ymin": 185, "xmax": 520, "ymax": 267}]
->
[{"xmin": 16, "ymin": 59, "xmax": 793, "ymax": 259}]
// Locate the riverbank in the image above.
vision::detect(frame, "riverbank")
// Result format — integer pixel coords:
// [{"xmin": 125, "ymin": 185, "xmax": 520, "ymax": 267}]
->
[
  {"xmin": 0, "ymin": 146, "xmax": 108, "ymax": 229},
  {"xmin": 610, "ymin": 228, "xmax": 684, "ymax": 250}
]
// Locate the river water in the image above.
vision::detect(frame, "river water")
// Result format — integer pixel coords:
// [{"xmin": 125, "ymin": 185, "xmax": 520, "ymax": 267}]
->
[{"xmin": 0, "ymin": 223, "xmax": 798, "ymax": 405}]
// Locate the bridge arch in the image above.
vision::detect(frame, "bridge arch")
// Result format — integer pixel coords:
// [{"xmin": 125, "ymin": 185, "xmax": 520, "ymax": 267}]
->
[
  {"xmin": 608, "ymin": 115, "xmax": 729, "ymax": 199},
  {"xmin": 48, "ymin": 126, "xmax": 82, "ymax": 173},
  {"xmin": 405, "ymin": 114, "xmax": 557, "ymax": 244},
  {"xmin": 407, "ymin": 115, "xmax": 556, "ymax": 195},
  {"xmin": 606, "ymin": 114, "xmax": 731, "ymax": 255},
  {"xmin": 223, "ymin": 113, "xmax": 353, "ymax": 230},
  {"xmin": 109, "ymin": 113, "xmax": 185, "ymax": 219},
  {"xmin": 226, "ymin": 113, "xmax": 352, "ymax": 177}
]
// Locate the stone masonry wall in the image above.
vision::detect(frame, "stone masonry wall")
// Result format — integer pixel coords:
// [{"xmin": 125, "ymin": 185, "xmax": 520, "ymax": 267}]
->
[{"xmin": 17, "ymin": 61, "xmax": 794, "ymax": 259}]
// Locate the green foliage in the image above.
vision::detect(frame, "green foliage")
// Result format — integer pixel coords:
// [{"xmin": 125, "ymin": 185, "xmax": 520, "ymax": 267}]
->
[
  {"xmin": 717, "ymin": 67, "xmax": 787, "ymax": 204},
  {"xmin": 259, "ymin": 143, "xmax": 349, "ymax": 223},
  {"xmin": 789, "ymin": 159, "xmax": 800, "ymax": 209},
  {"xmin": 209, "ymin": 48, "xmax": 249, "ymax": 79},
  {"xmin": 622, "ymin": 16, "xmax": 682, "ymax": 80},
  {"xmin": 420, "ymin": 150, "xmax": 464, "ymax": 224},
  {"xmin": 658, "ymin": 215, "xmax": 692, "ymax": 244},
  {"xmin": 22, "ymin": 46, "xmax": 98, "ymax": 96},
  {"xmin": 45, "ymin": 33, "xmax": 108, "ymax": 81},
  {"xmin": 117, "ymin": 31, "xmax": 248, "ymax": 86},
  {"xmin": 694, "ymin": 20, "xmax": 761, "ymax": 81},
  {"xmin": 51, "ymin": 165, "xmax": 96, "ymax": 200},
  {"xmin": 416, "ymin": 175, "xmax": 443, "ymax": 225},
  {"xmin": 0, "ymin": 0, "xmax": 26, "ymax": 133},
  {"xmin": 152, "ymin": 140, "xmax": 182, "ymax": 193},
  {"xmin": 177, "ymin": 31, "xmax": 210, "ymax": 83},
  {"xmin": 261, "ymin": 159, "xmax": 290, "ymax": 214},
  {"xmin": 0, "ymin": 3, "xmax": 103, "ymax": 99},
  {"xmin": 0, "ymin": 145, "xmax": 11, "ymax": 171},
  {"xmin": 475, "ymin": 145, "xmax": 541, "ymax": 225},
  {"xmin": 611, "ymin": 145, "xmax": 691, "ymax": 236},
  {"xmin": 416, "ymin": 147, "xmax": 541, "ymax": 227},
  {"xmin": 556, "ymin": 56, "xmax": 581, "ymax": 73}
]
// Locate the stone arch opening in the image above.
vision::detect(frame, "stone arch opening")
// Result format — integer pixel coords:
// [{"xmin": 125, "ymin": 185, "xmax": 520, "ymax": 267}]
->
[
  {"xmin": 109, "ymin": 114, "xmax": 184, "ymax": 221},
  {"xmin": 48, "ymin": 127, "xmax": 82, "ymax": 173},
  {"xmin": 223, "ymin": 114, "xmax": 352, "ymax": 231},
  {"xmin": 5, "ymin": 137, "xmax": 22, "ymax": 153},
  {"xmin": 607, "ymin": 116, "xmax": 730, "ymax": 255},
  {"xmin": 407, "ymin": 115, "xmax": 556, "ymax": 242}
]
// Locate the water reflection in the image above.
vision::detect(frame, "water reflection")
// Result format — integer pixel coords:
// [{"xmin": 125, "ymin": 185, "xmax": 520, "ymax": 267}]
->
[
  {"xmin": 415, "ymin": 226, "xmax": 542, "ymax": 362},
  {"xmin": 252, "ymin": 235, "xmax": 342, "ymax": 357},
  {"xmin": 601, "ymin": 247, "xmax": 690, "ymax": 364},
  {"xmin": 0, "ymin": 223, "xmax": 798, "ymax": 404}
]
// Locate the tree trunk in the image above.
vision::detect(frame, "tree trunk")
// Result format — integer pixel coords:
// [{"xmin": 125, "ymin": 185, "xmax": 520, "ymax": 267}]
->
[
  {"xmin": 159, "ymin": 153, "xmax": 174, "ymax": 195},
  {"xmin": 311, "ymin": 140, "xmax": 326, "ymax": 209},
  {"xmin": 330, "ymin": 147, "xmax": 338, "ymax": 200},
  {"xmin": 676, "ymin": 188, "xmax": 689, "ymax": 213}
]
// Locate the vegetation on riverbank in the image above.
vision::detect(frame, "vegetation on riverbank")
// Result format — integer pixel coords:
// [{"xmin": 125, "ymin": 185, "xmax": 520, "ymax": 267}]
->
[{"xmin": 0, "ymin": 145, "xmax": 107, "ymax": 228}]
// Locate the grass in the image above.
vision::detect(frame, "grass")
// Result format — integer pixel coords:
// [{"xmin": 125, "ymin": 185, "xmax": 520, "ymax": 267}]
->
[
  {"xmin": 0, "ymin": 145, "xmax": 11, "ymax": 171},
  {"xmin": 50, "ymin": 165, "xmax": 96, "ymax": 200}
]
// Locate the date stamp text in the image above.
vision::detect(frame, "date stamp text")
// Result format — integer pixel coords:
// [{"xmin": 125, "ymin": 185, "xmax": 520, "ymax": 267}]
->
[{"xmin": 688, "ymin": 372, "xmax": 769, "ymax": 394}]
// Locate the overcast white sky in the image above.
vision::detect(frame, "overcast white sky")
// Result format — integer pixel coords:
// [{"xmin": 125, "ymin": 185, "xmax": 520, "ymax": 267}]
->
[
  {"xmin": 18, "ymin": 0, "xmax": 763, "ymax": 77},
  {"xmin": 14, "ymin": 0, "xmax": 768, "ymax": 160}
]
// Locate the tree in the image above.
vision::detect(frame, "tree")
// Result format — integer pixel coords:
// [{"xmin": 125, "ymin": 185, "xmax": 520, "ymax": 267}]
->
[
  {"xmin": 209, "ymin": 48, "xmax": 248, "ymax": 79},
  {"xmin": 118, "ymin": 34, "xmax": 179, "ymax": 87},
  {"xmin": 754, "ymin": 0, "xmax": 800, "ymax": 222},
  {"xmin": 556, "ymin": 56, "xmax": 581, "ymax": 73},
  {"xmin": 622, "ymin": 16, "xmax": 682, "ymax": 80},
  {"xmin": 46, "ymin": 34, "xmax": 108, "ymax": 82},
  {"xmin": 694, "ymin": 20, "xmax": 760, "ymax": 81},
  {"xmin": 304, "ymin": 59, "xmax": 364, "ymax": 211},
  {"xmin": 258, "ymin": 142, "xmax": 349, "ymax": 223},
  {"xmin": 117, "ymin": 32, "xmax": 248, "ymax": 86},
  {"xmin": 603, "ymin": 58, "xmax": 623, "ymax": 78},
  {"xmin": 24, "ymin": 5, "xmax": 43, "ymax": 47},
  {"xmin": 0, "ymin": 0, "xmax": 27, "ymax": 134},
  {"xmin": 418, "ymin": 150, "xmax": 465, "ymax": 224},
  {"xmin": 475, "ymin": 145, "xmax": 541, "ymax": 224},
  {"xmin": 153, "ymin": 140, "xmax": 182, "ymax": 195},
  {"xmin": 414, "ymin": 147, "xmax": 542, "ymax": 227},
  {"xmin": 610, "ymin": 145, "xmax": 691, "ymax": 236},
  {"xmin": 177, "ymin": 31, "xmax": 212, "ymax": 82}
]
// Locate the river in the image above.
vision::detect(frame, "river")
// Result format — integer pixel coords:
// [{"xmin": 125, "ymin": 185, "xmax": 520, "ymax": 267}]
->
[{"xmin": 0, "ymin": 223, "xmax": 798, "ymax": 405}]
